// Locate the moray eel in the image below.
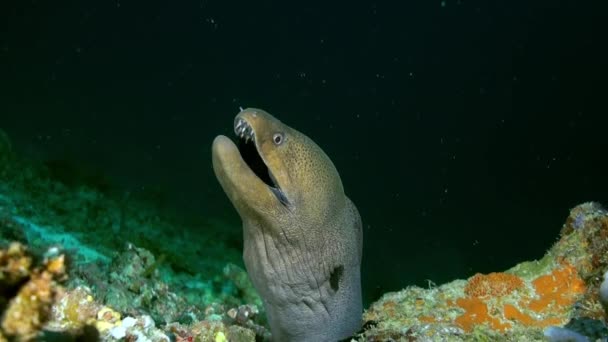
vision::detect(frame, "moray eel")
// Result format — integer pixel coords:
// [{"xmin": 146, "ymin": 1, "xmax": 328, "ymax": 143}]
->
[{"xmin": 212, "ymin": 108, "xmax": 362, "ymax": 341}]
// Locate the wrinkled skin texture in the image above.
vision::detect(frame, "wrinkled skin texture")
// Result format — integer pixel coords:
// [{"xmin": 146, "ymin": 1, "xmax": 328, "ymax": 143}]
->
[{"xmin": 212, "ymin": 108, "xmax": 362, "ymax": 342}]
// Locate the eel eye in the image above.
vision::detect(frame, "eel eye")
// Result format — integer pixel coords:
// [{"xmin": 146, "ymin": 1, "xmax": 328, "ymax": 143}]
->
[{"xmin": 273, "ymin": 133, "xmax": 284, "ymax": 145}]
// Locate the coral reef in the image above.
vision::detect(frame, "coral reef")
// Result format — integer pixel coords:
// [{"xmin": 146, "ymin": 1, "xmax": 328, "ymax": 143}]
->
[
  {"xmin": 0, "ymin": 240, "xmax": 268, "ymax": 341},
  {"xmin": 0, "ymin": 142, "xmax": 266, "ymax": 341},
  {"xmin": 358, "ymin": 202, "xmax": 608, "ymax": 341}
]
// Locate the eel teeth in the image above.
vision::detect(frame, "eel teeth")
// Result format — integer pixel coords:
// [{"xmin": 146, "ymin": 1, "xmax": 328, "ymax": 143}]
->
[{"xmin": 234, "ymin": 118, "xmax": 255, "ymax": 143}]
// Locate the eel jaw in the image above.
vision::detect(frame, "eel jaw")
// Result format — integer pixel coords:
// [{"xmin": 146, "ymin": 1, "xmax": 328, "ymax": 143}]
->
[
  {"xmin": 233, "ymin": 116, "xmax": 290, "ymax": 207},
  {"xmin": 212, "ymin": 135, "xmax": 273, "ymax": 216},
  {"xmin": 235, "ymin": 117, "xmax": 255, "ymax": 143}
]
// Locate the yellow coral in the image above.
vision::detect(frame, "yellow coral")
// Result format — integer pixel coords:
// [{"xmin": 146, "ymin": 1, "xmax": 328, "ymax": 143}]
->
[
  {"xmin": 214, "ymin": 331, "xmax": 227, "ymax": 342},
  {"xmin": 94, "ymin": 306, "xmax": 122, "ymax": 332},
  {"xmin": 94, "ymin": 320, "xmax": 115, "ymax": 332}
]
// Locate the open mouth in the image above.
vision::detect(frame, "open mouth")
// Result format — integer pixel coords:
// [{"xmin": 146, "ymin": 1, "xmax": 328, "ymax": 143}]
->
[{"xmin": 234, "ymin": 118, "xmax": 290, "ymax": 206}]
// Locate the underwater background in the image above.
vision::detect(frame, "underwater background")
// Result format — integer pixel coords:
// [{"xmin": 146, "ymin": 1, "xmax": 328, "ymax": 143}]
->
[{"xmin": 1, "ymin": 0, "xmax": 607, "ymax": 340}]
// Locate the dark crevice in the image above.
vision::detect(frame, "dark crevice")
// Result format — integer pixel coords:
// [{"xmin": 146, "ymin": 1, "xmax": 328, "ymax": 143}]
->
[
  {"xmin": 237, "ymin": 138, "xmax": 274, "ymax": 187},
  {"xmin": 236, "ymin": 137, "xmax": 291, "ymax": 207}
]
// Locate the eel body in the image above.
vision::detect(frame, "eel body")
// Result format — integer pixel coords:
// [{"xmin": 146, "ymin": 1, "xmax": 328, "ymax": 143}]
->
[{"xmin": 211, "ymin": 108, "xmax": 362, "ymax": 341}]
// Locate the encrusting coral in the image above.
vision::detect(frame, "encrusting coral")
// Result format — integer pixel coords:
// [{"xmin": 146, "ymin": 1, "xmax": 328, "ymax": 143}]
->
[{"xmin": 358, "ymin": 202, "xmax": 608, "ymax": 341}]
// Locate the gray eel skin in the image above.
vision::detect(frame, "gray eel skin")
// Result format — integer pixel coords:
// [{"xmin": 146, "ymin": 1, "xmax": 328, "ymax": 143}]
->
[{"xmin": 212, "ymin": 108, "xmax": 362, "ymax": 341}]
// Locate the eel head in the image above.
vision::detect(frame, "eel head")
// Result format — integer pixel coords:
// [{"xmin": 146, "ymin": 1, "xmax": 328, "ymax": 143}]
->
[{"xmin": 211, "ymin": 108, "xmax": 344, "ymax": 225}]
